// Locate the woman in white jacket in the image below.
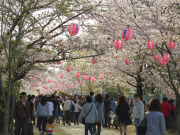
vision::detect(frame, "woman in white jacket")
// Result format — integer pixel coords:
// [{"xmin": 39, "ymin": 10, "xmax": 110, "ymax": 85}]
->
[{"xmin": 79, "ymin": 96, "xmax": 98, "ymax": 135}]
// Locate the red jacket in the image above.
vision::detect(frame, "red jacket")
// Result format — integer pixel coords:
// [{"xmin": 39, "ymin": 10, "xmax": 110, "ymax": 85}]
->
[
  {"xmin": 170, "ymin": 103, "xmax": 176, "ymax": 111},
  {"xmin": 161, "ymin": 102, "xmax": 171, "ymax": 117}
]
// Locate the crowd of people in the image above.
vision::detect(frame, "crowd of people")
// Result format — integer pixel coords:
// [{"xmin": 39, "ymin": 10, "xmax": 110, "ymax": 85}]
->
[{"xmin": 13, "ymin": 91, "xmax": 176, "ymax": 135}]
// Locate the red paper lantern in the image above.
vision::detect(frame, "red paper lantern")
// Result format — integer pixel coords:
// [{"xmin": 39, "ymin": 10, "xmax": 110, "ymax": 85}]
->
[
  {"xmin": 163, "ymin": 54, "xmax": 170, "ymax": 62},
  {"xmin": 167, "ymin": 41, "xmax": 175, "ymax": 50},
  {"xmin": 66, "ymin": 67, "xmax": 71, "ymax": 72},
  {"xmin": 100, "ymin": 77, "xmax": 103, "ymax": 80},
  {"xmin": 147, "ymin": 41, "xmax": 155, "ymax": 50},
  {"xmin": 47, "ymin": 80, "xmax": 50, "ymax": 83},
  {"xmin": 114, "ymin": 39, "xmax": 123, "ymax": 50},
  {"xmin": 99, "ymin": 73, "xmax": 101, "ymax": 76},
  {"xmin": 154, "ymin": 54, "xmax": 159, "ymax": 61},
  {"xmin": 76, "ymin": 81, "xmax": 79, "ymax": 84},
  {"xmin": 31, "ymin": 77, "xmax": 34, "ymax": 80},
  {"xmin": 159, "ymin": 58, "xmax": 167, "ymax": 66},
  {"xmin": 39, "ymin": 74, "xmax": 42, "ymax": 77},
  {"xmin": 36, "ymin": 82, "xmax": 39, "ymax": 84},
  {"xmin": 70, "ymin": 84, "xmax": 74, "ymax": 88},
  {"xmin": 62, "ymin": 85, "xmax": 65, "ymax": 88},
  {"xmin": 80, "ymin": 81, "xmax": 83, "ymax": 84},
  {"xmin": 84, "ymin": 75, "xmax": 89, "ymax": 80},
  {"xmin": 62, "ymin": 81, "xmax": 65, "ymax": 84},
  {"xmin": 68, "ymin": 24, "xmax": 79, "ymax": 36},
  {"xmin": 122, "ymin": 28, "xmax": 133, "ymax": 41},
  {"xmin": 60, "ymin": 75, "xmax": 64, "ymax": 78},
  {"xmin": 56, "ymin": 61, "xmax": 61, "ymax": 65},
  {"xmin": 58, "ymin": 88, "xmax": 60, "ymax": 90},
  {"xmin": 125, "ymin": 59, "xmax": 131, "ymax": 65},
  {"xmin": 76, "ymin": 73, "xmax": 81, "ymax": 78},
  {"xmin": 92, "ymin": 77, "xmax": 95, "ymax": 81},
  {"xmin": 92, "ymin": 58, "xmax": 97, "ymax": 64}
]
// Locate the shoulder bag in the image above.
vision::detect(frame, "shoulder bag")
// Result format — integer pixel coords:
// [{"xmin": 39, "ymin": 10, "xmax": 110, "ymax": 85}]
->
[
  {"xmin": 137, "ymin": 113, "xmax": 147, "ymax": 135},
  {"xmin": 82, "ymin": 104, "xmax": 93, "ymax": 125}
]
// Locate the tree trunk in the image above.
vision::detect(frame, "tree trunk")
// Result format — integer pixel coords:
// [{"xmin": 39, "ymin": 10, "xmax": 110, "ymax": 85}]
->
[
  {"xmin": 10, "ymin": 95, "xmax": 15, "ymax": 135},
  {"xmin": 3, "ymin": 38, "xmax": 12, "ymax": 135},
  {"xmin": 137, "ymin": 75, "xmax": 143, "ymax": 100},
  {"xmin": 168, "ymin": 93, "xmax": 180, "ymax": 134}
]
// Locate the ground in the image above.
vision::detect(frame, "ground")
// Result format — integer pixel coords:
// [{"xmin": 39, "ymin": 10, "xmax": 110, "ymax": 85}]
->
[{"xmin": 33, "ymin": 123, "xmax": 136, "ymax": 135}]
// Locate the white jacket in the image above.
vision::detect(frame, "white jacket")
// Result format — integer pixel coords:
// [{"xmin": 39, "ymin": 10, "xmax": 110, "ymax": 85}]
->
[{"xmin": 79, "ymin": 103, "xmax": 98, "ymax": 123}]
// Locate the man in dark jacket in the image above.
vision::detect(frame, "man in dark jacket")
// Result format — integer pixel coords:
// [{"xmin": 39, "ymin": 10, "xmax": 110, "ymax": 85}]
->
[
  {"xmin": 103, "ymin": 94, "xmax": 111, "ymax": 128},
  {"xmin": 13, "ymin": 92, "xmax": 31, "ymax": 135}
]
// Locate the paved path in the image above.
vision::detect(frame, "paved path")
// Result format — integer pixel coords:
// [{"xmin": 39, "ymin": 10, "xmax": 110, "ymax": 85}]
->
[{"xmin": 34, "ymin": 123, "xmax": 136, "ymax": 135}]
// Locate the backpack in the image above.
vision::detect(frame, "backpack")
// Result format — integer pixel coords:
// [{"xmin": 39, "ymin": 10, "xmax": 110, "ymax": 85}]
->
[
  {"xmin": 104, "ymin": 100, "xmax": 111, "ymax": 111},
  {"xmin": 170, "ymin": 104, "xmax": 174, "ymax": 117}
]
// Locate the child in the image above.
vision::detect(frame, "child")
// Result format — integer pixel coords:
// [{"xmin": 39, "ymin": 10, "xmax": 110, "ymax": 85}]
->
[
  {"xmin": 74, "ymin": 100, "xmax": 82, "ymax": 125},
  {"xmin": 46, "ymin": 118, "xmax": 55, "ymax": 135}
]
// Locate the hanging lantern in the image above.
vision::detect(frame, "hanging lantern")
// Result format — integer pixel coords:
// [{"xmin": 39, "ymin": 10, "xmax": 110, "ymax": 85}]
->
[
  {"xmin": 100, "ymin": 77, "xmax": 103, "ymax": 80},
  {"xmin": 80, "ymin": 81, "xmax": 83, "ymax": 84},
  {"xmin": 56, "ymin": 61, "xmax": 61, "ymax": 65},
  {"xmin": 76, "ymin": 81, "xmax": 79, "ymax": 84},
  {"xmin": 62, "ymin": 85, "xmax": 65, "ymax": 88},
  {"xmin": 76, "ymin": 73, "xmax": 81, "ymax": 78},
  {"xmin": 66, "ymin": 67, "xmax": 71, "ymax": 72},
  {"xmin": 167, "ymin": 41, "xmax": 175, "ymax": 50},
  {"xmin": 147, "ymin": 41, "xmax": 155, "ymax": 50},
  {"xmin": 125, "ymin": 59, "xmax": 131, "ymax": 65},
  {"xmin": 70, "ymin": 84, "xmax": 74, "ymax": 88},
  {"xmin": 92, "ymin": 58, "xmax": 97, "ymax": 64},
  {"xmin": 163, "ymin": 54, "xmax": 170, "ymax": 62},
  {"xmin": 62, "ymin": 81, "xmax": 65, "ymax": 84},
  {"xmin": 106, "ymin": 73, "xmax": 110, "ymax": 76},
  {"xmin": 47, "ymin": 80, "xmax": 50, "ymax": 83},
  {"xmin": 84, "ymin": 75, "xmax": 89, "ymax": 80},
  {"xmin": 58, "ymin": 88, "xmax": 60, "ymax": 90},
  {"xmin": 39, "ymin": 74, "xmax": 42, "ymax": 78},
  {"xmin": 159, "ymin": 58, "xmax": 167, "ymax": 66},
  {"xmin": 122, "ymin": 28, "xmax": 133, "ymax": 41},
  {"xmin": 36, "ymin": 82, "xmax": 39, "ymax": 84},
  {"xmin": 68, "ymin": 24, "xmax": 79, "ymax": 36},
  {"xmin": 92, "ymin": 77, "xmax": 95, "ymax": 81},
  {"xmin": 31, "ymin": 77, "xmax": 34, "ymax": 80},
  {"xmin": 114, "ymin": 39, "xmax": 123, "ymax": 50},
  {"xmin": 43, "ymin": 86, "xmax": 45, "ymax": 88},
  {"xmin": 99, "ymin": 73, "xmax": 101, "ymax": 76},
  {"xmin": 60, "ymin": 75, "xmax": 64, "ymax": 78},
  {"xmin": 154, "ymin": 54, "xmax": 159, "ymax": 61}
]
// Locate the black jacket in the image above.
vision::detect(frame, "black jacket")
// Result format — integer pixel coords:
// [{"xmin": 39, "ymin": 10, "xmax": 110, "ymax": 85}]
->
[{"xmin": 116, "ymin": 104, "xmax": 132, "ymax": 125}]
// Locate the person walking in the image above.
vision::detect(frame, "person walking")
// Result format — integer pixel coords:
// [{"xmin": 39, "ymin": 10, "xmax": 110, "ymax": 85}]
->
[
  {"xmin": 13, "ymin": 92, "xmax": 31, "ymax": 135},
  {"xmin": 161, "ymin": 97, "xmax": 171, "ymax": 131},
  {"xmin": 110, "ymin": 99, "xmax": 117, "ymax": 113},
  {"xmin": 133, "ymin": 93, "xmax": 144, "ymax": 135},
  {"xmin": 145, "ymin": 99, "xmax": 166, "ymax": 135},
  {"xmin": 90, "ymin": 92, "xmax": 95, "ymax": 103},
  {"xmin": 79, "ymin": 96, "xmax": 98, "ymax": 135},
  {"xmin": 63, "ymin": 97, "xmax": 75, "ymax": 126},
  {"xmin": 116, "ymin": 96, "xmax": 132, "ymax": 135},
  {"xmin": 103, "ymin": 94, "xmax": 111, "ymax": 128},
  {"xmin": 47, "ymin": 97, "xmax": 54, "ymax": 117},
  {"xmin": 51, "ymin": 95, "xmax": 59, "ymax": 122},
  {"xmin": 93, "ymin": 94, "xmax": 105, "ymax": 135},
  {"xmin": 36, "ymin": 96, "xmax": 49, "ymax": 135},
  {"xmin": 74, "ymin": 100, "xmax": 82, "ymax": 125}
]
